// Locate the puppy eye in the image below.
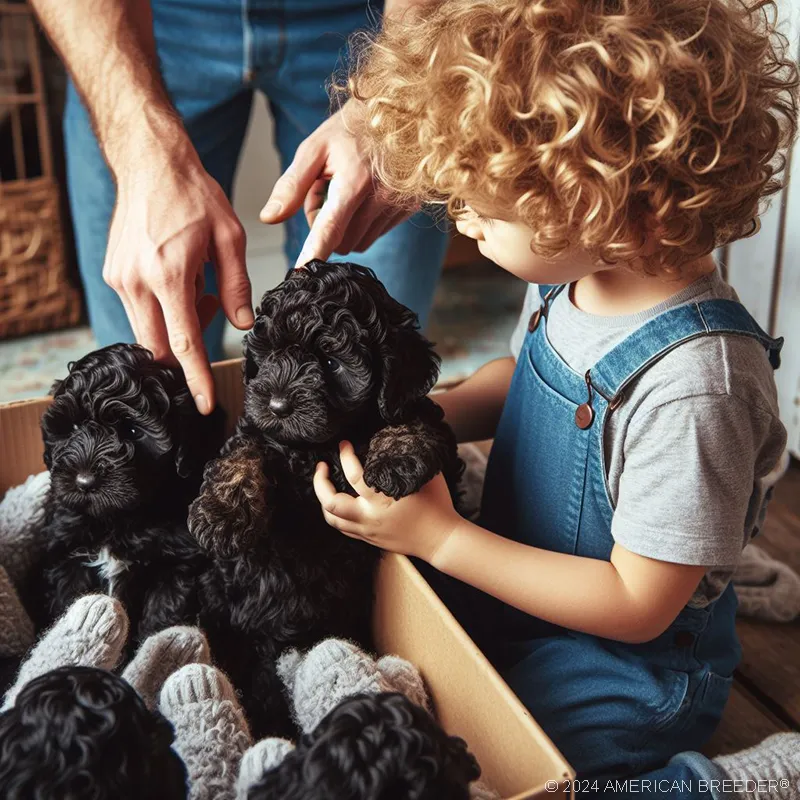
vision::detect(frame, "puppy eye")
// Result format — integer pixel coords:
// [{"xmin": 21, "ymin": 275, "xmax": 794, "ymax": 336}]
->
[
  {"xmin": 119, "ymin": 422, "xmax": 144, "ymax": 441},
  {"xmin": 45, "ymin": 414, "xmax": 78, "ymax": 438},
  {"xmin": 324, "ymin": 357, "xmax": 342, "ymax": 374}
]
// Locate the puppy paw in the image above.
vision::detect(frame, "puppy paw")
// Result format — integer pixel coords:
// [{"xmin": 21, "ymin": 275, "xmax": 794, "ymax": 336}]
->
[
  {"xmin": 3, "ymin": 594, "xmax": 128, "ymax": 710},
  {"xmin": 376, "ymin": 654, "xmax": 430, "ymax": 711},
  {"xmin": 237, "ymin": 738, "xmax": 295, "ymax": 799},
  {"xmin": 282, "ymin": 639, "xmax": 384, "ymax": 734},
  {"xmin": 188, "ymin": 445, "xmax": 270, "ymax": 557},
  {"xmin": 0, "ymin": 471, "xmax": 51, "ymax": 585},
  {"xmin": 122, "ymin": 626, "xmax": 210, "ymax": 709},
  {"xmin": 161, "ymin": 664, "xmax": 253, "ymax": 799},
  {"xmin": 471, "ymin": 780, "xmax": 502, "ymax": 800},
  {"xmin": 161, "ymin": 662, "xmax": 239, "ymax": 707},
  {"xmin": 363, "ymin": 425, "xmax": 442, "ymax": 499}
]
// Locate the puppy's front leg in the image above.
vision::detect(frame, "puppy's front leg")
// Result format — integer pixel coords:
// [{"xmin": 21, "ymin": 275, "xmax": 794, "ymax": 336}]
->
[
  {"xmin": 363, "ymin": 415, "xmax": 458, "ymax": 500},
  {"xmin": 188, "ymin": 435, "xmax": 275, "ymax": 558}
]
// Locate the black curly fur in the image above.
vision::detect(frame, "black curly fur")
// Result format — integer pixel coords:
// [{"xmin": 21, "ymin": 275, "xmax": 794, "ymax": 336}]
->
[
  {"xmin": 249, "ymin": 692, "xmax": 481, "ymax": 800},
  {"xmin": 0, "ymin": 666, "xmax": 187, "ymax": 800},
  {"xmin": 23, "ymin": 344, "xmax": 225, "ymax": 647},
  {"xmin": 188, "ymin": 261, "xmax": 464, "ymax": 738}
]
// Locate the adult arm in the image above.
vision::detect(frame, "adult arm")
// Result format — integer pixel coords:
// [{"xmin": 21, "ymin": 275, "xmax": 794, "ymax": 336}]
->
[
  {"xmin": 261, "ymin": 0, "xmax": 440, "ymax": 266},
  {"xmin": 28, "ymin": 0, "xmax": 253, "ymax": 413}
]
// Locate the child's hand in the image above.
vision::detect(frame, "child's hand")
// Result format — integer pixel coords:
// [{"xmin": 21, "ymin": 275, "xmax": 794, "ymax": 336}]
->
[{"xmin": 313, "ymin": 442, "xmax": 463, "ymax": 563}]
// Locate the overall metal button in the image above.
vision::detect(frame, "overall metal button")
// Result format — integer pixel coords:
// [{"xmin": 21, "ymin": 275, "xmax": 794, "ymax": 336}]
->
[{"xmin": 575, "ymin": 403, "xmax": 595, "ymax": 429}]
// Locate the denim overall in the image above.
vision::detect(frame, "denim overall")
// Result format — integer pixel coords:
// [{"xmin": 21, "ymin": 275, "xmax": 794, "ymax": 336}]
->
[{"xmin": 476, "ymin": 284, "xmax": 783, "ymax": 779}]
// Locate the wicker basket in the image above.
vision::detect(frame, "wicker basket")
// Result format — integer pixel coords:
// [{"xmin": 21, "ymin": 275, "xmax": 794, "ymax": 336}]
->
[{"xmin": 0, "ymin": 2, "xmax": 81, "ymax": 339}]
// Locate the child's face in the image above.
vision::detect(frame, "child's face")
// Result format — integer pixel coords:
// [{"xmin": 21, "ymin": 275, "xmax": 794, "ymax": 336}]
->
[{"xmin": 456, "ymin": 206, "xmax": 610, "ymax": 284}]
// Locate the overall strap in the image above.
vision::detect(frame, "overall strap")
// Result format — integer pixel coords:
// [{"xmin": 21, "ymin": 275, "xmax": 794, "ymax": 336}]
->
[
  {"xmin": 589, "ymin": 299, "xmax": 783, "ymax": 402},
  {"xmin": 526, "ymin": 284, "xmax": 567, "ymax": 334},
  {"xmin": 537, "ymin": 284, "xmax": 566, "ymax": 304},
  {"xmin": 538, "ymin": 284, "xmax": 555, "ymax": 302}
]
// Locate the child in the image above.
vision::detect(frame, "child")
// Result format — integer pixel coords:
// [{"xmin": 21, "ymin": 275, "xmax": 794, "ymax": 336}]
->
[{"xmin": 312, "ymin": 1, "xmax": 799, "ymax": 797}]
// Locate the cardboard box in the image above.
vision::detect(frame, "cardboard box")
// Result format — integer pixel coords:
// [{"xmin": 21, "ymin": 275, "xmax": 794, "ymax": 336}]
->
[{"xmin": 0, "ymin": 358, "xmax": 574, "ymax": 799}]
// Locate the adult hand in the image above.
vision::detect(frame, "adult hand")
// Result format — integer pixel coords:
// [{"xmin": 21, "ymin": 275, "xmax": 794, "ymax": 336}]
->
[
  {"xmin": 103, "ymin": 137, "xmax": 253, "ymax": 414},
  {"xmin": 260, "ymin": 100, "xmax": 412, "ymax": 267}
]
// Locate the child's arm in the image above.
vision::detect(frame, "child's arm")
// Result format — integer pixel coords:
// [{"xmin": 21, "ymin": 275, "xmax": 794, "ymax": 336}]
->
[
  {"xmin": 314, "ymin": 443, "xmax": 705, "ymax": 645},
  {"xmin": 432, "ymin": 357, "xmax": 516, "ymax": 443},
  {"xmin": 430, "ymin": 520, "xmax": 705, "ymax": 644}
]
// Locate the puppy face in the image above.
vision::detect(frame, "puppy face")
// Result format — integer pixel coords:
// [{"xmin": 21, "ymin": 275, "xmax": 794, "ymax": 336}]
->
[
  {"xmin": 41, "ymin": 344, "xmax": 221, "ymax": 518},
  {"xmin": 0, "ymin": 666, "xmax": 187, "ymax": 800},
  {"xmin": 242, "ymin": 261, "xmax": 440, "ymax": 444}
]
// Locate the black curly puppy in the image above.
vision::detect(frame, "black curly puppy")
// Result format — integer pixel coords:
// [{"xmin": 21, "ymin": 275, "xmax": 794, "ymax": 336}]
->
[
  {"xmin": 0, "ymin": 665, "xmax": 187, "ymax": 799},
  {"xmin": 189, "ymin": 260, "xmax": 463, "ymax": 738},
  {"xmin": 248, "ymin": 692, "xmax": 481, "ymax": 800},
  {"xmin": 24, "ymin": 344, "xmax": 225, "ymax": 646}
]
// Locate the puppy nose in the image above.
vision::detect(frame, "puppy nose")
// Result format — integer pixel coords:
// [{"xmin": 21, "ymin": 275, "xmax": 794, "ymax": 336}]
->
[
  {"xmin": 269, "ymin": 396, "xmax": 293, "ymax": 418},
  {"xmin": 75, "ymin": 472, "xmax": 97, "ymax": 492}
]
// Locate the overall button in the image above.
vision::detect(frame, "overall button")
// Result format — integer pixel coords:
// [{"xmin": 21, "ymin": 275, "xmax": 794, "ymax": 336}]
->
[
  {"xmin": 575, "ymin": 403, "xmax": 594, "ymax": 429},
  {"xmin": 674, "ymin": 631, "xmax": 695, "ymax": 648}
]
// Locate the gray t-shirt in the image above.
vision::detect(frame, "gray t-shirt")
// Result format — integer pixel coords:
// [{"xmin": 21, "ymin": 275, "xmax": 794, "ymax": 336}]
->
[{"xmin": 509, "ymin": 271, "xmax": 786, "ymax": 606}]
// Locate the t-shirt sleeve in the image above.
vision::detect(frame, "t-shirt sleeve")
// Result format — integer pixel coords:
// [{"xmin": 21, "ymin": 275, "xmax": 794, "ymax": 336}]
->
[
  {"xmin": 510, "ymin": 284, "xmax": 540, "ymax": 360},
  {"xmin": 611, "ymin": 393, "xmax": 766, "ymax": 567}
]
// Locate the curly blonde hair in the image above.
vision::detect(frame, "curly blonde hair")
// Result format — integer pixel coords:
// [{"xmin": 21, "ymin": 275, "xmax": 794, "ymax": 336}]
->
[{"xmin": 348, "ymin": 0, "xmax": 798, "ymax": 272}]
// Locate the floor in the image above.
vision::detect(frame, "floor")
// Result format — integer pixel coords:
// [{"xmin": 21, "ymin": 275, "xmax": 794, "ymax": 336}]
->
[
  {"xmin": 0, "ymin": 260, "xmax": 526, "ymax": 404},
  {"xmin": 705, "ymin": 461, "xmax": 800, "ymax": 756}
]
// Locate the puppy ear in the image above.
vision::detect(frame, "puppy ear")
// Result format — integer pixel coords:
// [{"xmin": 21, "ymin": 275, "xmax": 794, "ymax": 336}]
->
[
  {"xmin": 333, "ymin": 262, "xmax": 440, "ymax": 422},
  {"xmin": 158, "ymin": 370, "xmax": 225, "ymax": 479},
  {"xmin": 243, "ymin": 334, "xmax": 259, "ymax": 385},
  {"xmin": 377, "ymin": 320, "xmax": 440, "ymax": 423},
  {"xmin": 173, "ymin": 397, "xmax": 225, "ymax": 479},
  {"xmin": 243, "ymin": 300, "xmax": 273, "ymax": 385},
  {"xmin": 48, "ymin": 378, "xmax": 63, "ymax": 397}
]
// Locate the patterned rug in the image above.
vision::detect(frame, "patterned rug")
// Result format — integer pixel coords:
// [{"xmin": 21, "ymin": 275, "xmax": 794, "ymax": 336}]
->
[{"xmin": 0, "ymin": 262, "xmax": 527, "ymax": 404}]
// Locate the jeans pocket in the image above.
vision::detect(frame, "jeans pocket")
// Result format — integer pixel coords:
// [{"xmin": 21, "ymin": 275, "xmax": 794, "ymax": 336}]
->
[
  {"xmin": 700, "ymin": 669, "xmax": 734, "ymax": 708},
  {"xmin": 649, "ymin": 668, "xmax": 691, "ymax": 732},
  {"xmin": 655, "ymin": 668, "xmax": 734, "ymax": 751},
  {"xmin": 690, "ymin": 669, "xmax": 734, "ymax": 748}
]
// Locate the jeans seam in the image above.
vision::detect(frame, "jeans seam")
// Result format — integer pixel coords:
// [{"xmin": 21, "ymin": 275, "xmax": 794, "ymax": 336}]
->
[{"xmin": 241, "ymin": 0, "xmax": 254, "ymax": 82}]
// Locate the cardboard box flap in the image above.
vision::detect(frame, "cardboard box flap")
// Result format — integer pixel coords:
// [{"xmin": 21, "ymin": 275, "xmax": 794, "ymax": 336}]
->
[{"xmin": 0, "ymin": 396, "xmax": 52, "ymax": 492}]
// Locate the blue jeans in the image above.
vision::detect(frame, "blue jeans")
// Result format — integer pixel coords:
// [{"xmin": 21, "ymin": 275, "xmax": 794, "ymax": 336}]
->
[{"xmin": 63, "ymin": 0, "xmax": 448, "ymax": 361}]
